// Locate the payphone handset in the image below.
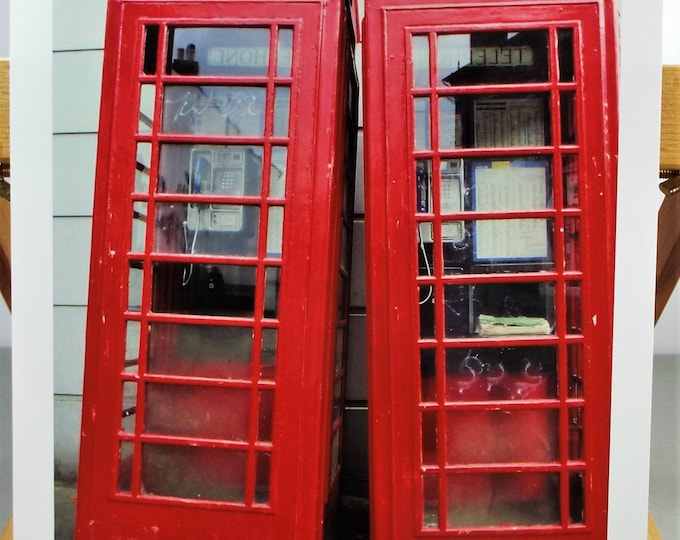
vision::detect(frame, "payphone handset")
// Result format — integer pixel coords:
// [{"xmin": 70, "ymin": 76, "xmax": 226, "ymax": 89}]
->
[
  {"xmin": 187, "ymin": 146, "xmax": 245, "ymax": 232},
  {"xmin": 418, "ymin": 158, "xmax": 465, "ymax": 243}
]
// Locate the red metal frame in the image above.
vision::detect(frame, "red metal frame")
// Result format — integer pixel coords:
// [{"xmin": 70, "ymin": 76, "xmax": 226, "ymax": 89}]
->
[
  {"xmin": 363, "ymin": 1, "xmax": 618, "ymax": 538},
  {"xmin": 76, "ymin": 1, "xmax": 356, "ymax": 538}
]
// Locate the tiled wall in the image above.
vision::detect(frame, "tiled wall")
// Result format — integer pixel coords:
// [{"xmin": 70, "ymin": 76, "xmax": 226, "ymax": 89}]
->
[{"xmin": 52, "ymin": 0, "xmax": 106, "ymax": 479}]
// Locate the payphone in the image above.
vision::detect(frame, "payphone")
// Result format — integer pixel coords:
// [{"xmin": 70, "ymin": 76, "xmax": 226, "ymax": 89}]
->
[
  {"xmin": 76, "ymin": 1, "xmax": 358, "ymax": 538},
  {"xmin": 363, "ymin": 0, "xmax": 618, "ymax": 537}
]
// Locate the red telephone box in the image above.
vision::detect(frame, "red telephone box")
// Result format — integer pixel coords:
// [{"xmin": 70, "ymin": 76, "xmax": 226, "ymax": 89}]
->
[
  {"xmin": 76, "ymin": 0, "xmax": 358, "ymax": 537},
  {"xmin": 363, "ymin": 0, "xmax": 618, "ymax": 537}
]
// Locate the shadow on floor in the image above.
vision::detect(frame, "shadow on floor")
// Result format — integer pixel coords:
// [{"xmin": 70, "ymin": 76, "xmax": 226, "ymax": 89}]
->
[{"xmin": 56, "ymin": 481, "xmax": 369, "ymax": 539}]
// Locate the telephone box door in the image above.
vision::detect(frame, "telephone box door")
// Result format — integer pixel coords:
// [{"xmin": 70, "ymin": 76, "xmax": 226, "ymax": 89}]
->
[
  {"xmin": 363, "ymin": 1, "xmax": 618, "ymax": 538},
  {"xmin": 76, "ymin": 1, "xmax": 357, "ymax": 538}
]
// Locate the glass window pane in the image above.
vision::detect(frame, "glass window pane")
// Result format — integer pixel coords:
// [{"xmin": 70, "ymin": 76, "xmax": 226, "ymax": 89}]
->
[
  {"xmin": 121, "ymin": 381, "xmax": 137, "ymax": 433},
  {"xmin": 412, "ymin": 35, "xmax": 430, "ymax": 88},
  {"xmin": 127, "ymin": 263, "xmax": 142, "ymax": 312},
  {"xmin": 117, "ymin": 441, "xmax": 134, "ymax": 493},
  {"xmin": 139, "ymin": 84, "xmax": 156, "ymax": 133},
  {"xmin": 444, "ymin": 347, "xmax": 557, "ymax": 402},
  {"xmin": 569, "ymin": 471, "xmax": 585, "ymax": 524},
  {"xmin": 567, "ymin": 281, "xmax": 582, "ymax": 334},
  {"xmin": 558, "ymin": 28, "xmax": 575, "ymax": 83},
  {"xmin": 419, "ymin": 286, "xmax": 435, "ymax": 337},
  {"xmin": 421, "ymin": 410, "xmax": 438, "ymax": 466},
  {"xmin": 414, "ymin": 97, "xmax": 431, "ymax": 150},
  {"xmin": 258, "ymin": 390, "xmax": 274, "ymax": 442},
  {"xmin": 277, "ymin": 28, "xmax": 293, "ymax": 77},
  {"xmin": 162, "ymin": 86, "xmax": 266, "ymax": 136},
  {"xmin": 560, "ymin": 90, "xmax": 577, "ymax": 144},
  {"xmin": 142, "ymin": 445, "xmax": 247, "ymax": 502},
  {"xmin": 422, "ymin": 475, "xmax": 439, "ymax": 529},
  {"xmin": 270, "ymin": 146, "xmax": 288, "ymax": 198},
  {"xmin": 145, "ymin": 383, "xmax": 250, "ymax": 440},
  {"xmin": 152, "ymin": 262, "xmax": 256, "ymax": 316},
  {"xmin": 143, "ymin": 25, "xmax": 159, "ymax": 75},
  {"xmin": 562, "ymin": 154, "xmax": 579, "ymax": 207},
  {"xmin": 420, "ymin": 349, "xmax": 436, "ymax": 402},
  {"xmin": 438, "ymin": 96, "xmax": 461, "ymax": 148},
  {"xmin": 134, "ymin": 142, "xmax": 152, "ymax": 193},
  {"xmin": 255, "ymin": 452, "xmax": 271, "ymax": 505},
  {"xmin": 261, "ymin": 328, "xmax": 277, "ymax": 380},
  {"xmin": 267, "ymin": 206, "xmax": 284, "ymax": 256},
  {"xmin": 438, "ymin": 30, "xmax": 549, "ymax": 86},
  {"xmin": 158, "ymin": 144, "xmax": 263, "ymax": 196},
  {"xmin": 568, "ymin": 344, "xmax": 584, "ymax": 399},
  {"xmin": 264, "ymin": 267, "xmax": 281, "ymax": 318},
  {"xmin": 125, "ymin": 321, "xmax": 141, "ymax": 369},
  {"xmin": 168, "ymin": 27, "xmax": 270, "ymax": 76},
  {"xmin": 447, "ymin": 472, "xmax": 559, "ymax": 527},
  {"xmin": 147, "ymin": 323, "xmax": 253, "ymax": 379},
  {"xmin": 155, "ymin": 202, "xmax": 259, "ymax": 256},
  {"xmin": 273, "ymin": 86, "xmax": 290, "ymax": 136},
  {"xmin": 569, "ymin": 407, "xmax": 584, "ymax": 460},
  {"xmin": 564, "ymin": 217, "xmax": 581, "ymax": 271},
  {"xmin": 131, "ymin": 202, "xmax": 147, "ymax": 253}
]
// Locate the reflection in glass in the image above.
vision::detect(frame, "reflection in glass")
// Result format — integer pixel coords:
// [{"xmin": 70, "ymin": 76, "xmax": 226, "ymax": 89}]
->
[
  {"xmin": 134, "ymin": 142, "xmax": 152, "ymax": 193},
  {"xmin": 168, "ymin": 27, "xmax": 270, "ymax": 76},
  {"xmin": 139, "ymin": 84, "xmax": 156, "ymax": 133},
  {"xmin": 142, "ymin": 445, "xmax": 247, "ymax": 502},
  {"xmin": 146, "ymin": 383, "xmax": 250, "ymax": 440},
  {"xmin": 162, "ymin": 86, "xmax": 266, "ymax": 136},
  {"xmin": 414, "ymin": 97, "xmax": 431, "ymax": 150},
  {"xmin": 412, "ymin": 35, "xmax": 430, "ymax": 88},
  {"xmin": 277, "ymin": 28, "xmax": 293, "ymax": 77},
  {"xmin": 447, "ymin": 472, "xmax": 559, "ymax": 527},
  {"xmin": 148, "ymin": 323, "xmax": 253, "ymax": 378},
  {"xmin": 273, "ymin": 86, "xmax": 290, "ymax": 136},
  {"xmin": 438, "ymin": 30, "xmax": 549, "ymax": 86}
]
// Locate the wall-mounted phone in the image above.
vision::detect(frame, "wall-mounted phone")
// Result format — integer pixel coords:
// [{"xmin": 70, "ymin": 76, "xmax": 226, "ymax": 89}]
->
[
  {"xmin": 187, "ymin": 146, "xmax": 245, "ymax": 232},
  {"xmin": 418, "ymin": 158, "xmax": 465, "ymax": 243}
]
